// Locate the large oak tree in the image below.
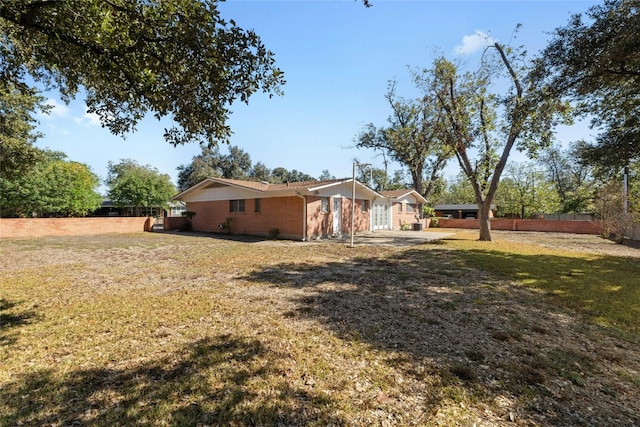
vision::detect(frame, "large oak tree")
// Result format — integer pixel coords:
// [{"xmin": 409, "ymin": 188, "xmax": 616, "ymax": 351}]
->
[
  {"xmin": 428, "ymin": 44, "xmax": 569, "ymax": 241},
  {"xmin": 530, "ymin": 0, "xmax": 640, "ymax": 168},
  {"xmin": 1, "ymin": 0, "xmax": 285, "ymax": 149}
]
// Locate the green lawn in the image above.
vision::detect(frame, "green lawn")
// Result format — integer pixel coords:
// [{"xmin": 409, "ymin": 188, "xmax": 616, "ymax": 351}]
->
[
  {"xmin": 444, "ymin": 231, "xmax": 640, "ymax": 334},
  {"xmin": 1, "ymin": 232, "xmax": 639, "ymax": 426}
]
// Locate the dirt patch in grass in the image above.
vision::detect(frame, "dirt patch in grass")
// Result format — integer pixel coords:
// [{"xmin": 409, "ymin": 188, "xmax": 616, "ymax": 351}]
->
[{"xmin": 1, "ymin": 231, "xmax": 639, "ymax": 426}]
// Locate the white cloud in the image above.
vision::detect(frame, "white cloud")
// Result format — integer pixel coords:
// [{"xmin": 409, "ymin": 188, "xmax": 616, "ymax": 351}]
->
[
  {"xmin": 454, "ymin": 31, "xmax": 496, "ymax": 55},
  {"xmin": 74, "ymin": 107, "xmax": 102, "ymax": 127},
  {"xmin": 42, "ymin": 98, "xmax": 70, "ymax": 119}
]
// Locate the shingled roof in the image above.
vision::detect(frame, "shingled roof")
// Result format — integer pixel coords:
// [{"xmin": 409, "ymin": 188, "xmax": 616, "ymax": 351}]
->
[
  {"xmin": 380, "ymin": 189, "xmax": 427, "ymax": 203},
  {"xmin": 172, "ymin": 177, "xmax": 384, "ymax": 201}
]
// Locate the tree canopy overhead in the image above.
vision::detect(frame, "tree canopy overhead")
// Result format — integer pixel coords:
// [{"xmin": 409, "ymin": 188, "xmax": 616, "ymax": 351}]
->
[
  {"xmin": 356, "ymin": 80, "xmax": 453, "ymax": 200},
  {"xmin": 531, "ymin": 0, "xmax": 640, "ymax": 168},
  {"xmin": 0, "ymin": 0, "xmax": 285, "ymax": 147}
]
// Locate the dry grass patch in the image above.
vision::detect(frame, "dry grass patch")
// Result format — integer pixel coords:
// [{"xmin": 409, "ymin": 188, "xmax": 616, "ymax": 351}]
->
[{"xmin": 1, "ymin": 231, "xmax": 639, "ymax": 426}]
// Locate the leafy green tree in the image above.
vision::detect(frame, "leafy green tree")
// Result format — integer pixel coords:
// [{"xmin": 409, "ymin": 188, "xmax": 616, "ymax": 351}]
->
[
  {"xmin": 318, "ymin": 169, "xmax": 335, "ymax": 181},
  {"xmin": 355, "ymin": 166, "xmax": 406, "ymax": 192},
  {"xmin": 429, "ymin": 44, "xmax": 569, "ymax": 241},
  {"xmin": 1, "ymin": 0, "xmax": 284, "ymax": 147},
  {"xmin": 0, "ymin": 81, "xmax": 46, "ymax": 180},
  {"xmin": 629, "ymin": 161, "xmax": 640, "ymax": 214},
  {"xmin": 356, "ymin": 80, "xmax": 453, "ymax": 199},
  {"xmin": 250, "ymin": 162, "xmax": 273, "ymax": 182},
  {"xmin": 1, "ymin": 151, "xmax": 101, "ymax": 217},
  {"xmin": 219, "ymin": 146, "xmax": 252, "ymax": 180},
  {"xmin": 530, "ymin": 0, "xmax": 640, "ymax": 168},
  {"xmin": 538, "ymin": 143, "xmax": 595, "ymax": 213},
  {"xmin": 106, "ymin": 159, "xmax": 176, "ymax": 215},
  {"xmin": 270, "ymin": 167, "xmax": 289, "ymax": 184},
  {"xmin": 596, "ymin": 180, "xmax": 630, "ymax": 243},
  {"xmin": 495, "ymin": 162, "xmax": 559, "ymax": 218},
  {"xmin": 177, "ymin": 145, "xmax": 317, "ymax": 190},
  {"xmin": 270, "ymin": 167, "xmax": 314, "ymax": 184},
  {"xmin": 176, "ymin": 147, "xmax": 223, "ymax": 192},
  {"xmin": 437, "ymin": 173, "xmax": 476, "ymax": 205}
]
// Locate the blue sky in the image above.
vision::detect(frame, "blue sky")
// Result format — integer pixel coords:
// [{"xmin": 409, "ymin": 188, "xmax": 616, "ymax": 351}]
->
[{"xmin": 34, "ymin": 0, "xmax": 599, "ymax": 193}]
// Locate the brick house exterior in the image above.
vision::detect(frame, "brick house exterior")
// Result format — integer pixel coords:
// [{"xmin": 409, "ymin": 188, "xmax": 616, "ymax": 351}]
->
[
  {"xmin": 376, "ymin": 189, "xmax": 428, "ymax": 230},
  {"xmin": 172, "ymin": 178, "xmax": 383, "ymax": 240}
]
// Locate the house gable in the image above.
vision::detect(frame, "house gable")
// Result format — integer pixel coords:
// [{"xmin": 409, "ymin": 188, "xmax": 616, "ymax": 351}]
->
[{"xmin": 380, "ymin": 189, "xmax": 427, "ymax": 205}]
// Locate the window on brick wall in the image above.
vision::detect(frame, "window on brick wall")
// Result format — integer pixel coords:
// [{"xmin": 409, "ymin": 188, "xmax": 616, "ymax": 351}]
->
[
  {"xmin": 230, "ymin": 199, "xmax": 245, "ymax": 213},
  {"xmin": 398, "ymin": 203, "xmax": 403, "ymax": 213},
  {"xmin": 321, "ymin": 197, "xmax": 329, "ymax": 213},
  {"xmin": 254, "ymin": 198, "xmax": 261, "ymax": 213},
  {"xmin": 361, "ymin": 200, "xmax": 369, "ymax": 212},
  {"xmin": 406, "ymin": 203, "xmax": 415, "ymax": 213}
]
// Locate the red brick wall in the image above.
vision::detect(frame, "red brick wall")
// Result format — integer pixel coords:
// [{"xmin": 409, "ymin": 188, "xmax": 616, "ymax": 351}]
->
[
  {"xmin": 395, "ymin": 202, "xmax": 421, "ymax": 229},
  {"xmin": 340, "ymin": 198, "xmax": 371, "ymax": 235},
  {"xmin": 164, "ymin": 216, "xmax": 185, "ymax": 231},
  {"xmin": 0, "ymin": 217, "xmax": 151, "ymax": 239},
  {"xmin": 354, "ymin": 199, "xmax": 371, "ymax": 234},
  {"xmin": 185, "ymin": 196, "xmax": 372, "ymax": 240},
  {"xmin": 437, "ymin": 218, "xmax": 602, "ymax": 234},
  {"xmin": 306, "ymin": 196, "xmax": 332, "ymax": 238},
  {"xmin": 187, "ymin": 197, "xmax": 304, "ymax": 239},
  {"xmin": 304, "ymin": 197, "xmax": 371, "ymax": 239}
]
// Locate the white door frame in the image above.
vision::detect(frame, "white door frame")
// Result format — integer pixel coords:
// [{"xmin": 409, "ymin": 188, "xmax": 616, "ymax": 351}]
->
[
  {"xmin": 372, "ymin": 200, "xmax": 390, "ymax": 230},
  {"xmin": 332, "ymin": 197, "xmax": 342, "ymax": 235}
]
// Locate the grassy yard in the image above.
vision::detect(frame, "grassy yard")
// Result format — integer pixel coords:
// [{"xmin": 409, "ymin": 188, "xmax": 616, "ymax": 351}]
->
[{"xmin": 1, "ymin": 231, "xmax": 639, "ymax": 426}]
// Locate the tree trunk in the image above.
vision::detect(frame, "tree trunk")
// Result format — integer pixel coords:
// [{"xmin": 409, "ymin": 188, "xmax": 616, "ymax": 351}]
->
[{"xmin": 478, "ymin": 201, "xmax": 493, "ymax": 241}]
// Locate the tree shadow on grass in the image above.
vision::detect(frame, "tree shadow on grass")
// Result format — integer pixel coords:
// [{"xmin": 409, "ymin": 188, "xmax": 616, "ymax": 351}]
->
[
  {"xmin": 2, "ymin": 334, "xmax": 345, "ymax": 426},
  {"xmin": 457, "ymin": 247, "xmax": 640, "ymax": 334},
  {"xmin": 0, "ymin": 298, "xmax": 38, "ymax": 347},
  {"xmin": 242, "ymin": 246, "xmax": 640, "ymax": 425}
]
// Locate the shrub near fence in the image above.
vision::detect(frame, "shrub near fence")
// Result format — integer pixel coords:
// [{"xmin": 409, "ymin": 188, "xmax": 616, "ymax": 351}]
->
[
  {"xmin": 0, "ymin": 217, "xmax": 153, "ymax": 239},
  {"xmin": 437, "ymin": 218, "xmax": 602, "ymax": 235}
]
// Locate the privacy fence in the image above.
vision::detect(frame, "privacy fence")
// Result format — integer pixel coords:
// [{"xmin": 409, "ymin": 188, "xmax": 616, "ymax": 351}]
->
[
  {"xmin": 437, "ymin": 218, "xmax": 602, "ymax": 234},
  {"xmin": 0, "ymin": 217, "xmax": 153, "ymax": 239}
]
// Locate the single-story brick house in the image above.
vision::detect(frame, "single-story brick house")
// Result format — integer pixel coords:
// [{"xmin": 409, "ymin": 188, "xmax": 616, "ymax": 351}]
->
[
  {"xmin": 171, "ymin": 177, "xmax": 385, "ymax": 240},
  {"xmin": 375, "ymin": 190, "xmax": 428, "ymax": 230}
]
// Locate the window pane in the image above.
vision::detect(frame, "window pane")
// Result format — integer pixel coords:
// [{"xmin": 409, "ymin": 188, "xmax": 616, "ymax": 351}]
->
[
  {"xmin": 321, "ymin": 197, "xmax": 329, "ymax": 213},
  {"xmin": 230, "ymin": 199, "xmax": 246, "ymax": 213}
]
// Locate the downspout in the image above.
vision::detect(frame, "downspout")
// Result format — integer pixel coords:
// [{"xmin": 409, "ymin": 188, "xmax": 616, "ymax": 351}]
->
[{"xmin": 296, "ymin": 193, "xmax": 307, "ymax": 241}]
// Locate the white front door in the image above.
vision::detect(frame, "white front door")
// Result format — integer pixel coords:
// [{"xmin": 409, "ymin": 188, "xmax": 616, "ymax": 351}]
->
[
  {"xmin": 372, "ymin": 202, "xmax": 389, "ymax": 230},
  {"xmin": 332, "ymin": 198, "xmax": 342, "ymax": 235}
]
